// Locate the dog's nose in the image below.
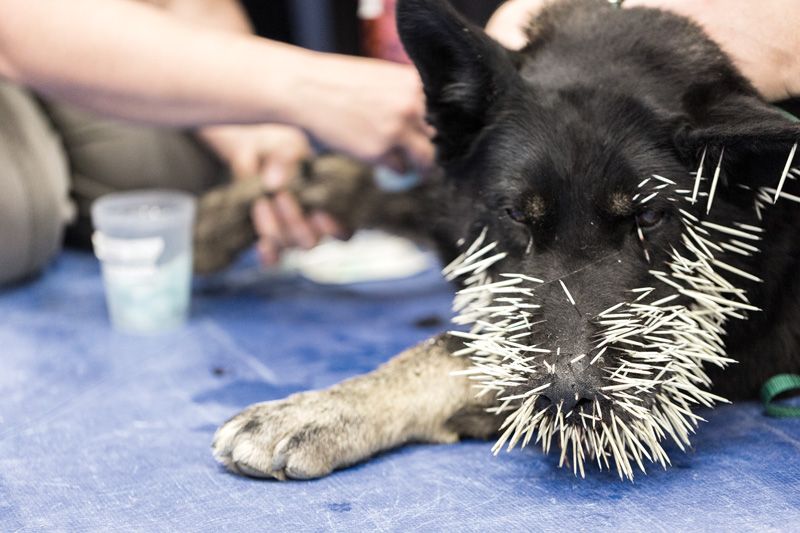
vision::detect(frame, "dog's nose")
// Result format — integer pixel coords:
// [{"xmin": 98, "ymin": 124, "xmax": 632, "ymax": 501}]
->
[
  {"xmin": 538, "ymin": 384, "xmax": 594, "ymax": 413},
  {"xmin": 535, "ymin": 352, "xmax": 603, "ymax": 413}
]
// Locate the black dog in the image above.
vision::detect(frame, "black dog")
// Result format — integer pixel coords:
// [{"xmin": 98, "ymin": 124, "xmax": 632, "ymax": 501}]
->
[{"xmin": 213, "ymin": 0, "xmax": 800, "ymax": 480}]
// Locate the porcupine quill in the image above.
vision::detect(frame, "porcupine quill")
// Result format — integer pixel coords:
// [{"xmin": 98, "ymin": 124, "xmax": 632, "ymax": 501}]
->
[{"xmin": 443, "ymin": 147, "xmax": 799, "ymax": 481}]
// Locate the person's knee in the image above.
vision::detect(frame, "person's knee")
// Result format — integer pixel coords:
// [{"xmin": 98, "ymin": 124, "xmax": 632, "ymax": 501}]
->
[
  {"xmin": 44, "ymin": 102, "xmax": 225, "ymax": 196},
  {"xmin": 0, "ymin": 180, "xmax": 72, "ymax": 286},
  {"xmin": 43, "ymin": 102, "xmax": 224, "ymax": 246},
  {"xmin": 0, "ymin": 83, "xmax": 72, "ymax": 286}
]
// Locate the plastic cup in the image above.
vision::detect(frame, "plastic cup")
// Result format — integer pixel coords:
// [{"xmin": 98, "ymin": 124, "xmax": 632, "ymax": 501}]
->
[{"xmin": 91, "ymin": 190, "xmax": 196, "ymax": 334}]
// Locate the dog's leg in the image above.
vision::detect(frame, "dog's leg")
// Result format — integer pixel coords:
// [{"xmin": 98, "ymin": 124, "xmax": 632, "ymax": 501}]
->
[
  {"xmin": 193, "ymin": 156, "xmax": 442, "ymax": 274},
  {"xmin": 212, "ymin": 334, "xmax": 498, "ymax": 480}
]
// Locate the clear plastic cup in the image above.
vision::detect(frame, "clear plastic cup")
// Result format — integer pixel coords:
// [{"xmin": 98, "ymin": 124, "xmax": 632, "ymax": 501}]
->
[{"xmin": 91, "ymin": 190, "xmax": 196, "ymax": 334}]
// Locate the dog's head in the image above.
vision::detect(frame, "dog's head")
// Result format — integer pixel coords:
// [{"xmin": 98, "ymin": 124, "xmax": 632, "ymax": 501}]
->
[{"xmin": 398, "ymin": 0, "xmax": 800, "ymax": 477}]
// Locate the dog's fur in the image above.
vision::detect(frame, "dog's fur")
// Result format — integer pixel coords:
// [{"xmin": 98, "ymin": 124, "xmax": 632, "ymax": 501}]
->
[{"xmin": 213, "ymin": 0, "xmax": 800, "ymax": 480}]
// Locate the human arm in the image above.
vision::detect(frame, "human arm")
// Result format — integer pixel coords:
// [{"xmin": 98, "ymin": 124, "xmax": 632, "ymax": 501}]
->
[
  {"xmin": 0, "ymin": 0, "xmax": 428, "ymax": 261},
  {"xmin": 485, "ymin": 0, "xmax": 800, "ymax": 102},
  {"xmin": 0, "ymin": 0, "xmax": 432, "ymax": 167},
  {"xmin": 624, "ymin": 0, "xmax": 800, "ymax": 102},
  {"xmin": 139, "ymin": 0, "xmax": 340, "ymax": 258}
]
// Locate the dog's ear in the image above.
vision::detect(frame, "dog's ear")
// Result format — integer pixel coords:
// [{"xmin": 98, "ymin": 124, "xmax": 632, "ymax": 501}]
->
[
  {"xmin": 397, "ymin": 0, "xmax": 519, "ymax": 163},
  {"xmin": 680, "ymin": 93, "xmax": 800, "ymax": 153},
  {"xmin": 676, "ymin": 92, "xmax": 800, "ymax": 186}
]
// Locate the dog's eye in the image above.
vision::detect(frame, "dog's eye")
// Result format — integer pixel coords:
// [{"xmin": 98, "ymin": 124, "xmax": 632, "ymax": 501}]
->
[
  {"xmin": 506, "ymin": 207, "xmax": 527, "ymax": 224},
  {"xmin": 636, "ymin": 209, "xmax": 664, "ymax": 229}
]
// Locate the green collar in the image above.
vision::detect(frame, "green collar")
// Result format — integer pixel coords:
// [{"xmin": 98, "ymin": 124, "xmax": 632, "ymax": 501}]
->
[{"xmin": 762, "ymin": 375, "xmax": 800, "ymax": 417}]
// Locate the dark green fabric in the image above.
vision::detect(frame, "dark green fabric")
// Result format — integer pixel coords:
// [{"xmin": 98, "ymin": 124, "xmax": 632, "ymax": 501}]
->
[{"xmin": 761, "ymin": 374, "xmax": 800, "ymax": 418}]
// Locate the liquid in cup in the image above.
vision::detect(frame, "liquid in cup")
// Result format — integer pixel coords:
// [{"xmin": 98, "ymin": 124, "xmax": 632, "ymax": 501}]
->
[{"xmin": 92, "ymin": 191, "xmax": 196, "ymax": 334}]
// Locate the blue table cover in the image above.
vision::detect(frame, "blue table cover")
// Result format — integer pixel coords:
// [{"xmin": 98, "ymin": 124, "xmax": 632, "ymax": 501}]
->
[{"xmin": 1, "ymin": 251, "xmax": 799, "ymax": 531}]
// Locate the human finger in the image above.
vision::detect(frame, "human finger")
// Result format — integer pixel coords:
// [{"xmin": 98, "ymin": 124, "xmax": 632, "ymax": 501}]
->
[{"xmin": 272, "ymin": 191, "xmax": 319, "ymax": 250}]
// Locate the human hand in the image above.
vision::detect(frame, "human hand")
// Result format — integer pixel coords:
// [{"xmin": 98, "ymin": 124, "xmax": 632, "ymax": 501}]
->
[
  {"xmin": 295, "ymin": 54, "xmax": 434, "ymax": 172},
  {"xmin": 625, "ymin": 0, "xmax": 800, "ymax": 101},
  {"xmin": 198, "ymin": 124, "xmax": 343, "ymax": 266},
  {"xmin": 485, "ymin": 0, "xmax": 546, "ymax": 50}
]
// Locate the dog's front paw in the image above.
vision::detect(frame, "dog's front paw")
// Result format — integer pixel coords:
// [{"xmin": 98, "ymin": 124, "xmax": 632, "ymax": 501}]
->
[{"xmin": 212, "ymin": 391, "xmax": 365, "ymax": 480}]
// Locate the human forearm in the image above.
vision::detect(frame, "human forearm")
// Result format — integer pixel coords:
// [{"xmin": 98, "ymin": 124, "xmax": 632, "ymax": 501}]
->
[
  {"xmin": 0, "ymin": 0, "xmax": 432, "ymax": 166},
  {"xmin": 0, "ymin": 0, "xmax": 308, "ymax": 126},
  {"xmin": 626, "ymin": 0, "xmax": 800, "ymax": 101},
  {"xmin": 487, "ymin": 0, "xmax": 800, "ymax": 102}
]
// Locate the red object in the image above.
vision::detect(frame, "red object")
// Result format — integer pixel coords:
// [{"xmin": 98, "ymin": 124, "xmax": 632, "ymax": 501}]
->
[{"xmin": 358, "ymin": 0, "xmax": 411, "ymax": 64}]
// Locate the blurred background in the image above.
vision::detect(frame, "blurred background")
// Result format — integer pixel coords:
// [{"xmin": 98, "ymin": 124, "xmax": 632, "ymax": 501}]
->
[{"xmin": 241, "ymin": 0, "xmax": 505, "ymax": 55}]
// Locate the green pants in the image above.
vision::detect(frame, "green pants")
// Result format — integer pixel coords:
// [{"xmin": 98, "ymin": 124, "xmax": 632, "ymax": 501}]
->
[{"xmin": 0, "ymin": 82, "xmax": 225, "ymax": 286}]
